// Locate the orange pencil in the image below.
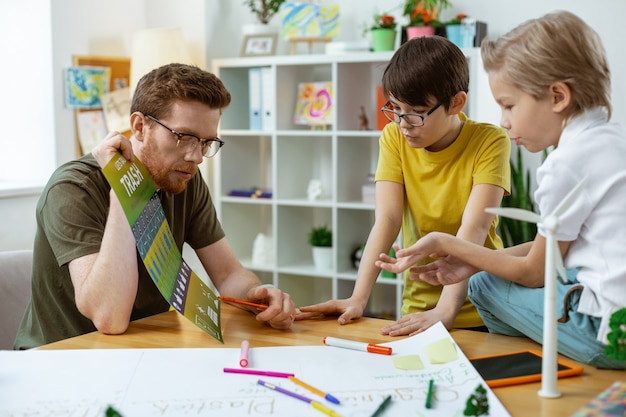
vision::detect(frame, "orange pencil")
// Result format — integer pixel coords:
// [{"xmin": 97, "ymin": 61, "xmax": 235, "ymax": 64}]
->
[{"xmin": 218, "ymin": 295, "xmax": 269, "ymax": 311}]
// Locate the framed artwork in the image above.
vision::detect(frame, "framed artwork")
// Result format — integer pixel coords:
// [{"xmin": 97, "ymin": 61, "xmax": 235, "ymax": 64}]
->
[
  {"xmin": 65, "ymin": 66, "xmax": 111, "ymax": 109},
  {"xmin": 280, "ymin": 2, "xmax": 340, "ymax": 39},
  {"xmin": 71, "ymin": 55, "xmax": 131, "ymax": 156},
  {"xmin": 241, "ymin": 33, "xmax": 278, "ymax": 57},
  {"xmin": 293, "ymin": 81, "xmax": 333, "ymax": 126}
]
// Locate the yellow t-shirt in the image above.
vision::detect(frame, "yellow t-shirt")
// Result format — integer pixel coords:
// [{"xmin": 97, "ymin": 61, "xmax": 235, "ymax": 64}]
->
[{"xmin": 376, "ymin": 113, "xmax": 511, "ymax": 328}]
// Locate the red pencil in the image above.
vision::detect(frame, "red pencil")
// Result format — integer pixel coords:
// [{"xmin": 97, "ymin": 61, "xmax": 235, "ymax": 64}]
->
[{"xmin": 218, "ymin": 295, "xmax": 269, "ymax": 311}]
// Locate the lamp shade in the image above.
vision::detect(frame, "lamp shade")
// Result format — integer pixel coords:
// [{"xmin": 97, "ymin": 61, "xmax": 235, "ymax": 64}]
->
[{"xmin": 129, "ymin": 27, "xmax": 192, "ymax": 97}]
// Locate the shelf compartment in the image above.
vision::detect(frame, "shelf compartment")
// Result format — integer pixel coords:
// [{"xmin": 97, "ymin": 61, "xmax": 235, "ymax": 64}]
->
[
  {"xmin": 275, "ymin": 135, "xmax": 333, "ymax": 200},
  {"xmin": 219, "ymin": 134, "xmax": 272, "ymax": 198},
  {"xmin": 276, "ymin": 63, "xmax": 333, "ymax": 131},
  {"xmin": 277, "ymin": 273, "xmax": 332, "ymax": 308},
  {"xmin": 335, "ymin": 61, "xmax": 388, "ymax": 131},
  {"xmin": 276, "ymin": 205, "xmax": 332, "ymax": 268},
  {"xmin": 336, "ymin": 208, "xmax": 374, "ymax": 273},
  {"xmin": 219, "ymin": 202, "xmax": 273, "ymax": 265},
  {"xmin": 337, "ymin": 135, "xmax": 379, "ymax": 203}
]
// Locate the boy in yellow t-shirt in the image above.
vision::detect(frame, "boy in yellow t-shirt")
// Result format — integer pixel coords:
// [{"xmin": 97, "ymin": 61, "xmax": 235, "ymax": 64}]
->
[{"xmin": 298, "ymin": 36, "xmax": 510, "ymax": 336}]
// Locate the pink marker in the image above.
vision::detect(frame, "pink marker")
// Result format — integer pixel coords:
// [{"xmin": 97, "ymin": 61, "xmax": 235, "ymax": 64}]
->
[{"xmin": 239, "ymin": 340, "xmax": 250, "ymax": 367}]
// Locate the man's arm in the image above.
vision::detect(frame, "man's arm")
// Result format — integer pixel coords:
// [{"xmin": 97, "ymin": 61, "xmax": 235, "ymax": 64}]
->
[
  {"xmin": 68, "ymin": 132, "xmax": 140, "ymax": 334},
  {"xmin": 196, "ymin": 238, "xmax": 296, "ymax": 330},
  {"xmin": 69, "ymin": 190, "xmax": 139, "ymax": 334}
]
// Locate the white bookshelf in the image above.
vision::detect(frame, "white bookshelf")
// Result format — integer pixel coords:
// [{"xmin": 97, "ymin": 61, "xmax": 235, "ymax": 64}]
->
[{"xmin": 211, "ymin": 49, "xmax": 498, "ymax": 319}]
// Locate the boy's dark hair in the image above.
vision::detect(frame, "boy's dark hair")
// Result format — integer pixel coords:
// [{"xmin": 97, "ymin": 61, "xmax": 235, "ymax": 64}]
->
[
  {"xmin": 381, "ymin": 36, "xmax": 469, "ymax": 110},
  {"xmin": 130, "ymin": 63, "xmax": 231, "ymax": 118}
]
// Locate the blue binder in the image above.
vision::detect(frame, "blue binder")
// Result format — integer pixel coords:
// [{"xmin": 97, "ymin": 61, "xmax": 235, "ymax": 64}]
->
[{"xmin": 248, "ymin": 68, "xmax": 262, "ymax": 130}]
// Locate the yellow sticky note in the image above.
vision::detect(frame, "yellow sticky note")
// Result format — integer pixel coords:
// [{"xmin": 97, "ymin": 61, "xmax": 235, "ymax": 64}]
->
[
  {"xmin": 392, "ymin": 354, "xmax": 424, "ymax": 370},
  {"xmin": 424, "ymin": 337, "xmax": 458, "ymax": 364}
]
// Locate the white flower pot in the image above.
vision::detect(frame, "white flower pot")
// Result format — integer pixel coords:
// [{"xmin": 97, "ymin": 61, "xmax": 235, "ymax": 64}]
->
[
  {"xmin": 243, "ymin": 23, "xmax": 278, "ymax": 36},
  {"xmin": 312, "ymin": 246, "xmax": 333, "ymax": 270}
]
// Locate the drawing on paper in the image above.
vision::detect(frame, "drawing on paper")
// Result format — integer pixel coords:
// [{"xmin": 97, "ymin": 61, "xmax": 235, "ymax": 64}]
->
[
  {"xmin": 65, "ymin": 66, "xmax": 111, "ymax": 109},
  {"xmin": 280, "ymin": 2, "xmax": 340, "ymax": 39},
  {"xmin": 294, "ymin": 81, "xmax": 333, "ymax": 126}
]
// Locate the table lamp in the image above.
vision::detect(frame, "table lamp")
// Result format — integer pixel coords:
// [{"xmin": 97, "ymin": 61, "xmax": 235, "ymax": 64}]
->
[{"xmin": 129, "ymin": 27, "xmax": 192, "ymax": 98}]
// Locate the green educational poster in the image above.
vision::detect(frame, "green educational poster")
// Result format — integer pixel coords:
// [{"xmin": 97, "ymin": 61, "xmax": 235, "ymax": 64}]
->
[{"xmin": 103, "ymin": 152, "xmax": 223, "ymax": 343}]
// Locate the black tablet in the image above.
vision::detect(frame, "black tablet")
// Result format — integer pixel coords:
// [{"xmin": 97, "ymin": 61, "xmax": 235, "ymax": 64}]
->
[{"xmin": 469, "ymin": 350, "xmax": 584, "ymax": 388}]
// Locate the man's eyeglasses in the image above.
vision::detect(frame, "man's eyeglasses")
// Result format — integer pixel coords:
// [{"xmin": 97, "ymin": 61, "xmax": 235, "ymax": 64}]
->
[
  {"xmin": 380, "ymin": 101, "xmax": 441, "ymax": 127},
  {"xmin": 145, "ymin": 114, "xmax": 224, "ymax": 158}
]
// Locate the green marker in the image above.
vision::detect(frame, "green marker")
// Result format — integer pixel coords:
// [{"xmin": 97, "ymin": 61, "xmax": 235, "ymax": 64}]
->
[{"xmin": 425, "ymin": 379, "xmax": 435, "ymax": 409}]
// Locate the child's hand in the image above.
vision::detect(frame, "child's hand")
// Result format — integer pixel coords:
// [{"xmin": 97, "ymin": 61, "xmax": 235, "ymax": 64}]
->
[
  {"xmin": 297, "ymin": 298, "xmax": 365, "ymax": 325},
  {"xmin": 409, "ymin": 256, "xmax": 478, "ymax": 286},
  {"xmin": 381, "ymin": 308, "xmax": 455, "ymax": 337}
]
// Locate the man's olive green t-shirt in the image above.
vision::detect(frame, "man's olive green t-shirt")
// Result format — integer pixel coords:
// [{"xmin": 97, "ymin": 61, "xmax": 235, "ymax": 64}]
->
[{"xmin": 14, "ymin": 154, "xmax": 224, "ymax": 349}]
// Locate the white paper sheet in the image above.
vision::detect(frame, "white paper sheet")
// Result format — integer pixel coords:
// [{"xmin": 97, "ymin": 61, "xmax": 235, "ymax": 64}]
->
[{"xmin": 0, "ymin": 322, "xmax": 510, "ymax": 417}]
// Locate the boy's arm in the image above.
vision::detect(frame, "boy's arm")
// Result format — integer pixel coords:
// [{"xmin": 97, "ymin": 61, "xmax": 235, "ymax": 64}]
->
[
  {"xmin": 298, "ymin": 181, "xmax": 404, "ymax": 323},
  {"xmin": 384, "ymin": 183, "xmax": 504, "ymax": 334},
  {"xmin": 434, "ymin": 182, "xmax": 504, "ymax": 323}
]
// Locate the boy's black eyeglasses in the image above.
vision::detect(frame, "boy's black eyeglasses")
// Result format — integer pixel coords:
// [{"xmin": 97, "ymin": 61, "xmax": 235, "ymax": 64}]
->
[
  {"xmin": 145, "ymin": 114, "xmax": 224, "ymax": 158},
  {"xmin": 380, "ymin": 101, "xmax": 441, "ymax": 127}
]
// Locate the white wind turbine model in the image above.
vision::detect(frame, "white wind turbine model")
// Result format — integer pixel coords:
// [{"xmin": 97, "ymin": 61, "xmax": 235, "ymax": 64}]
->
[{"xmin": 486, "ymin": 177, "xmax": 587, "ymax": 398}]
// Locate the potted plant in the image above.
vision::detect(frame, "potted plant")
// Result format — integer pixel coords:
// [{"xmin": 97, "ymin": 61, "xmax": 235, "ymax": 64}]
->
[
  {"xmin": 243, "ymin": 0, "xmax": 286, "ymax": 35},
  {"xmin": 308, "ymin": 225, "xmax": 333, "ymax": 270},
  {"xmin": 244, "ymin": 0, "xmax": 285, "ymax": 24},
  {"xmin": 445, "ymin": 13, "xmax": 476, "ymax": 49},
  {"xmin": 368, "ymin": 12, "xmax": 397, "ymax": 52},
  {"xmin": 403, "ymin": 0, "xmax": 451, "ymax": 39}
]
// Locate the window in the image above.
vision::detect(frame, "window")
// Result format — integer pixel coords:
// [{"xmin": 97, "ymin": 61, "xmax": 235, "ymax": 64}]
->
[{"xmin": 0, "ymin": 0, "xmax": 55, "ymax": 190}]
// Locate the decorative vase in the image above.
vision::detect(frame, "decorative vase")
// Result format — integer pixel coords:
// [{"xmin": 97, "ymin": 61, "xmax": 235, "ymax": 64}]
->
[
  {"xmin": 406, "ymin": 25, "xmax": 436, "ymax": 40},
  {"xmin": 312, "ymin": 246, "xmax": 333, "ymax": 270},
  {"xmin": 371, "ymin": 28, "xmax": 396, "ymax": 52}
]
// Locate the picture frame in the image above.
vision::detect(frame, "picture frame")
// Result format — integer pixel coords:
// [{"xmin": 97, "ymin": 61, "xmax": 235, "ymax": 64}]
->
[{"xmin": 241, "ymin": 33, "xmax": 278, "ymax": 57}]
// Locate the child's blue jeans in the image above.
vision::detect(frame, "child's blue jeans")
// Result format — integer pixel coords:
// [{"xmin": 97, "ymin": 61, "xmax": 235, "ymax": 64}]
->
[{"xmin": 468, "ymin": 269, "xmax": 625, "ymax": 369}]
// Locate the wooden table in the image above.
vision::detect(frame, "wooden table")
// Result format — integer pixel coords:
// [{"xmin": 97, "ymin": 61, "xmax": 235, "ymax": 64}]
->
[{"xmin": 41, "ymin": 304, "xmax": 623, "ymax": 416}]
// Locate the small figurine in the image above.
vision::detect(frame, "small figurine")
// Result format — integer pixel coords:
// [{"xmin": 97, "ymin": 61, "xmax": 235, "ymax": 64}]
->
[
  {"xmin": 358, "ymin": 106, "xmax": 370, "ymax": 130},
  {"xmin": 307, "ymin": 179, "xmax": 324, "ymax": 201}
]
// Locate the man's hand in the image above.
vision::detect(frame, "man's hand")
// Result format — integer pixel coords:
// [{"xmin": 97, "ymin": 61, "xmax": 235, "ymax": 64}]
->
[
  {"xmin": 247, "ymin": 285, "xmax": 296, "ymax": 330},
  {"xmin": 91, "ymin": 131, "xmax": 134, "ymax": 168}
]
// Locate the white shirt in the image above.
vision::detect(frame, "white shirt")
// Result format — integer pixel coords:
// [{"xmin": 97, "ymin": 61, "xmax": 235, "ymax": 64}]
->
[{"xmin": 535, "ymin": 107, "xmax": 626, "ymax": 343}]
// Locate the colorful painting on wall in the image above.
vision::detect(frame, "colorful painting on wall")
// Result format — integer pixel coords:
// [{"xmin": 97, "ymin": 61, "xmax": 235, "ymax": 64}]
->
[
  {"xmin": 280, "ymin": 2, "xmax": 340, "ymax": 39},
  {"xmin": 65, "ymin": 66, "xmax": 111, "ymax": 109},
  {"xmin": 293, "ymin": 81, "xmax": 333, "ymax": 126}
]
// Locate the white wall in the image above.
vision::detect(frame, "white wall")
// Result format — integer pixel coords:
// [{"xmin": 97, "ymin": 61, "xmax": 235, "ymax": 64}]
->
[
  {"xmin": 210, "ymin": 0, "xmax": 626, "ymax": 127},
  {"xmin": 1, "ymin": 0, "xmax": 625, "ymax": 251}
]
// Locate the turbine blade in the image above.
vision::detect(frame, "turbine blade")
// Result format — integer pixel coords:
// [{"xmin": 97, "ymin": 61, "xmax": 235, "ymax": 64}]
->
[
  {"xmin": 486, "ymin": 207, "xmax": 541, "ymax": 224},
  {"xmin": 553, "ymin": 176, "xmax": 588, "ymax": 218}
]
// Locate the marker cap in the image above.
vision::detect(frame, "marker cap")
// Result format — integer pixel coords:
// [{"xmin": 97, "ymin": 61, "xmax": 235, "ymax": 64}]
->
[{"xmin": 367, "ymin": 344, "xmax": 392, "ymax": 355}]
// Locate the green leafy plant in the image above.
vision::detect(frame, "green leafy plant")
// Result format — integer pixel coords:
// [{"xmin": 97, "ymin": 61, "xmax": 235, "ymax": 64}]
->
[
  {"xmin": 363, "ymin": 10, "xmax": 397, "ymax": 37},
  {"xmin": 403, "ymin": 0, "xmax": 451, "ymax": 27},
  {"xmin": 243, "ymin": 0, "xmax": 286, "ymax": 24},
  {"xmin": 604, "ymin": 307, "xmax": 626, "ymax": 362},
  {"xmin": 308, "ymin": 225, "xmax": 332, "ymax": 247},
  {"xmin": 463, "ymin": 384, "xmax": 489, "ymax": 416},
  {"xmin": 498, "ymin": 147, "xmax": 538, "ymax": 247},
  {"xmin": 372, "ymin": 13, "xmax": 397, "ymax": 30},
  {"xmin": 446, "ymin": 13, "xmax": 468, "ymax": 25}
]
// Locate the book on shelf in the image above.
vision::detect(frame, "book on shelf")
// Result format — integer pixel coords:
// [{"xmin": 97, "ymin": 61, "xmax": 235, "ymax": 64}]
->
[{"xmin": 228, "ymin": 188, "xmax": 272, "ymax": 199}]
